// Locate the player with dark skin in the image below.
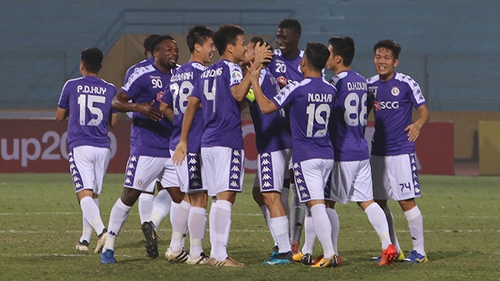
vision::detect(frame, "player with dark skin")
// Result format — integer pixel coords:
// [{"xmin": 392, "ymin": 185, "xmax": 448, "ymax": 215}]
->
[
  {"xmin": 276, "ymin": 23, "xmax": 301, "ymax": 60},
  {"xmin": 112, "ymin": 38, "xmax": 182, "ymax": 207}
]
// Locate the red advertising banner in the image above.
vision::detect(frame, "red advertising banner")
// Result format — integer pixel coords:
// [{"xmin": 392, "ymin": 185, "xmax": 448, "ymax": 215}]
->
[
  {"xmin": 0, "ymin": 119, "xmax": 452, "ymax": 175},
  {"xmin": 365, "ymin": 122, "xmax": 454, "ymax": 175}
]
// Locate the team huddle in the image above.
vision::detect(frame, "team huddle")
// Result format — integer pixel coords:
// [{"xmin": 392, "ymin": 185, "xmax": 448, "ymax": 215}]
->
[{"xmin": 56, "ymin": 18, "xmax": 430, "ymax": 268}]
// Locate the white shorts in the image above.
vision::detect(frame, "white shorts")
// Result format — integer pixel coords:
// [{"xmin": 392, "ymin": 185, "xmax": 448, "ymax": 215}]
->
[
  {"xmin": 256, "ymin": 149, "xmax": 291, "ymax": 193},
  {"xmin": 170, "ymin": 149, "xmax": 204, "ymax": 194},
  {"xmin": 293, "ymin": 158, "xmax": 333, "ymax": 203},
  {"xmin": 201, "ymin": 147, "xmax": 244, "ymax": 197},
  {"xmin": 371, "ymin": 154, "xmax": 422, "ymax": 201},
  {"xmin": 69, "ymin": 146, "xmax": 110, "ymax": 195},
  {"xmin": 329, "ymin": 159, "xmax": 374, "ymax": 204},
  {"xmin": 123, "ymin": 155, "xmax": 179, "ymax": 193}
]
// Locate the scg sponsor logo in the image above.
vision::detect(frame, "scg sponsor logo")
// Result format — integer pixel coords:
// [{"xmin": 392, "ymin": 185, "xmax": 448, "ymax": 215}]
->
[{"xmin": 374, "ymin": 100, "xmax": 399, "ymax": 110}]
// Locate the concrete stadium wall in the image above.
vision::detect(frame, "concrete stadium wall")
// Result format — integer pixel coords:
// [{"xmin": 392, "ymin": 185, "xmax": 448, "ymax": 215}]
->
[{"xmin": 1, "ymin": 0, "xmax": 499, "ymax": 110}]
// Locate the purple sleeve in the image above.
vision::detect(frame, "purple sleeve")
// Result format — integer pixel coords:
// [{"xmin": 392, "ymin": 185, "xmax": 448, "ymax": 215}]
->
[
  {"xmin": 57, "ymin": 81, "xmax": 70, "ymax": 109},
  {"xmin": 162, "ymin": 84, "xmax": 173, "ymax": 105}
]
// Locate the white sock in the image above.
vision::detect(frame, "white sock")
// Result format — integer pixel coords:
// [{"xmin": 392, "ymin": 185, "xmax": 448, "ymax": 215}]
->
[
  {"xmin": 281, "ymin": 187, "xmax": 290, "ymax": 219},
  {"xmin": 150, "ymin": 189, "xmax": 172, "ymax": 230},
  {"xmin": 80, "ymin": 214, "xmax": 93, "ymax": 243},
  {"xmin": 210, "ymin": 200, "xmax": 232, "ymax": 261},
  {"xmin": 325, "ymin": 207, "xmax": 340, "ymax": 255},
  {"xmin": 310, "ymin": 204, "xmax": 335, "ymax": 258},
  {"xmin": 80, "ymin": 196, "xmax": 105, "ymax": 235},
  {"xmin": 269, "ymin": 216, "xmax": 291, "ymax": 253},
  {"xmin": 364, "ymin": 203, "xmax": 391, "ymax": 249},
  {"xmin": 301, "ymin": 213, "xmax": 316, "ymax": 254},
  {"xmin": 290, "ymin": 183, "xmax": 305, "ymax": 243},
  {"xmin": 169, "ymin": 200, "xmax": 190, "ymax": 252},
  {"xmin": 382, "ymin": 205, "xmax": 401, "ymax": 252},
  {"xmin": 104, "ymin": 199, "xmax": 131, "ymax": 251},
  {"xmin": 404, "ymin": 206, "xmax": 425, "ymax": 255},
  {"xmin": 209, "ymin": 200, "xmax": 217, "ymax": 256},
  {"xmin": 138, "ymin": 193, "xmax": 154, "ymax": 224},
  {"xmin": 188, "ymin": 206, "xmax": 207, "ymax": 259}
]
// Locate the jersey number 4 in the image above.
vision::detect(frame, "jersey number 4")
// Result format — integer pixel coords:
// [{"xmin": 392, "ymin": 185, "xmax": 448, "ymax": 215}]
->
[{"xmin": 203, "ymin": 79, "xmax": 216, "ymax": 113}]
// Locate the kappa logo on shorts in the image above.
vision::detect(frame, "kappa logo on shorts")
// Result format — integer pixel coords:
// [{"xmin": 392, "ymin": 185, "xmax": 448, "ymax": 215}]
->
[
  {"xmin": 260, "ymin": 153, "xmax": 273, "ymax": 190},
  {"xmin": 229, "ymin": 149, "xmax": 242, "ymax": 190},
  {"xmin": 188, "ymin": 153, "xmax": 202, "ymax": 190}
]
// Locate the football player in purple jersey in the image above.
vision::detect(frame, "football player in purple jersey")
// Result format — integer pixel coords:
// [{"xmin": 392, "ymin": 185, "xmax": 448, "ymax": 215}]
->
[
  {"xmin": 100, "ymin": 35, "xmax": 180, "ymax": 264},
  {"xmin": 324, "ymin": 36, "xmax": 397, "ymax": 266},
  {"xmin": 124, "ymin": 34, "xmax": 175, "ymax": 245},
  {"xmin": 367, "ymin": 39, "xmax": 430, "ymax": 264},
  {"xmin": 249, "ymin": 42, "xmax": 340, "ymax": 268},
  {"xmin": 56, "ymin": 47, "xmax": 117, "ymax": 254},
  {"xmin": 159, "ymin": 25, "xmax": 215, "ymax": 265},
  {"xmin": 245, "ymin": 37, "xmax": 294, "ymax": 265},
  {"xmin": 173, "ymin": 24, "xmax": 272, "ymax": 267},
  {"xmin": 268, "ymin": 18, "xmax": 306, "ymax": 255}
]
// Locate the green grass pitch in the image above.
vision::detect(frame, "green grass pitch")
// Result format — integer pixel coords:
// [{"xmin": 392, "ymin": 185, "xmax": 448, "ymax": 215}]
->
[{"xmin": 0, "ymin": 173, "xmax": 498, "ymax": 280}]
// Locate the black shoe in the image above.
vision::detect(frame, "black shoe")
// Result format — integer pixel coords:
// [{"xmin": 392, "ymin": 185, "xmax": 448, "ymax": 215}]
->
[{"xmin": 141, "ymin": 221, "xmax": 158, "ymax": 258}]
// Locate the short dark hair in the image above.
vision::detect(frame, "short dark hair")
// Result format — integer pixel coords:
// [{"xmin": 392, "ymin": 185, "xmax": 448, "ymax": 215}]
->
[
  {"xmin": 151, "ymin": 35, "xmax": 175, "ymax": 53},
  {"xmin": 143, "ymin": 34, "xmax": 161, "ymax": 54},
  {"xmin": 373, "ymin": 39, "xmax": 401, "ymax": 59},
  {"xmin": 81, "ymin": 47, "xmax": 103, "ymax": 73},
  {"xmin": 304, "ymin": 42, "xmax": 329, "ymax": 71},
  {"xmin": 250, "ymin": 36, "xmax": 273, "ymax": 67},
  {"xmin": 186, "ymin": 25, "xmax": 214, "ymax": 53},
  {"xmin": 328, "ymin": 36, "xmax": 355, "ymax": 67},
  {"xmin": 278, "ymin": 18, "xmax": 301, "ymax": 36},
  {"xmin": 213, "ymin": 24, "xmax": 244, "ymax": 56}
]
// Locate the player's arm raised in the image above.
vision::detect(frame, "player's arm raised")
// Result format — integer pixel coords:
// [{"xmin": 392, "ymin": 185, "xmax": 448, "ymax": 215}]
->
[
  {"xmin": 172, "ymin": 95, "xmax": 201, "ymax": 166},
  {"xmin": 231, "ymin": 42, "xmax": 273, "ymax": 102},
  {"xmin": 405, "ymin": 104, "xmax": 429, "ymax": 142},
  {"xmin": 112, "ymin": 90, "xmax": 163, "ymax": 122},
  {"xmin": 248, "ymin": 62, "xmax": 279, "ymax": 114}
]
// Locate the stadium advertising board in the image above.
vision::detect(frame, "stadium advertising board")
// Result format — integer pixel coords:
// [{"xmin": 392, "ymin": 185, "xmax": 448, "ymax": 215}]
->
[{"xmin": 0, "ymin": 119, "xmax": 453, "ymax": 174}]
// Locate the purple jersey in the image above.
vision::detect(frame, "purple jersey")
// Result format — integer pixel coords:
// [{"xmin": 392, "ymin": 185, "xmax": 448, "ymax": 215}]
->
[
  {"xmin": 367, "ymin": 72, "xmax": 426, "ymax": 156},
  {"xmin": 124, "ymin": 57, "xmax": 155, "ymax": 84},
  {"xmin": 122, "ymin": 63, "xmax": 173, "ymax": 157},
  {"xmin": 162, "ymin": 61, "xmax": 206, "ymax": 152},
  {"xmin": 191, "ymin": 59, "xmax": 243, "ymax": 149},
  {"xmin": 249, "ymin": 68, "xmax": 292, "ymax": 153},
  {"xmin": 329, "ymin": 70, "xmax": 369, "ymax": 161},
  {"xmin": 57, "ymin": 76, "xmax": 117, "ymax": 150},
  {"xmin": 268, "ymin": 49, "xmax": 304, "ymax": 88},
  {"xmin": 272, "ymin": 77, "xmax": 337, "ymax": 162}
]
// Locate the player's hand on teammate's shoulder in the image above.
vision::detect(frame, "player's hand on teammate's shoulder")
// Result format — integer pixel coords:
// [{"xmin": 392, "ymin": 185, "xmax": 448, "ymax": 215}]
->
[
  {"xmin": 172, "ymin": 142, "xmax": 187, "ymax": 166},
  {"xmin": 253, "ymin": 41, "xmax": 273, "ymax": 67},
  {"xmin": 137, "ymin": 100, "xmax": 163, "ymax": 121}
]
